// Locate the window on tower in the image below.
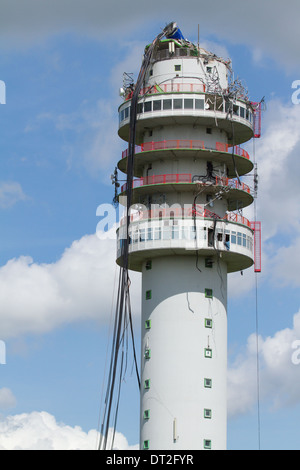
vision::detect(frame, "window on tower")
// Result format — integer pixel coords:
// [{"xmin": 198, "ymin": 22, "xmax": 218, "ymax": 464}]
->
[
  {"xmin": 204, "ymin": 409, "xmax": 212, "ymax": 419},
  {"xmin": 173, "ymin": 99, "xmax": 183, "ymax": 109},
  {"xmin": 204, "ymin": 439, "xmax": 212, "ymax": 450},
  {"xmin": 153, "ymin": 100, "xmax": 162, "ymax": 111},
  {"xmin": 204, "ymin": 378, "xmax": 212, "ymax": 388},
  {"xmin": 184, "ymin": 98, "xmax": 193, "ymax": 109},
  {"xmin": 163, "ymin": 99, "xmax": 172, "ymax": 110}
]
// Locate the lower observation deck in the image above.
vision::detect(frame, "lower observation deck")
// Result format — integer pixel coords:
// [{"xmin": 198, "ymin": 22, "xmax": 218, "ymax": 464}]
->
[{"xmin": 116, "ymin": 208, "xmax": 254, "ymax": 273}]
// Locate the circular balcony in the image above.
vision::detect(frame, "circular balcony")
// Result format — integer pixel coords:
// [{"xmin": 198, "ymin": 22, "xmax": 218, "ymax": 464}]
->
[
  {"xmin": 116, "ymin": 209, "xmax": 254, "ymax": 273},
  {"xmin": 118, "ymin": 139, "xmax": 253, "ymax": 178},
  {"xmin": 118, "ymin": 173, "xmax": 253, "ymax": 210},
  {"xmin": 118, "ymin": 92, "xmax": 254, "ymax": 145}
]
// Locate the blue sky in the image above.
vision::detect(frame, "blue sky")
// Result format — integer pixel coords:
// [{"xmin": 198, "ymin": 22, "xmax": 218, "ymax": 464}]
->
[{"xmin": 0, "ymin": 0, "xmax": 300, "ymax": 450}]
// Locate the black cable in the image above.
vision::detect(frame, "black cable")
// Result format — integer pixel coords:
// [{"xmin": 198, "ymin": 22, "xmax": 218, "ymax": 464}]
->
[{"xmin": 99, "ymin": 24, "xmax": 172, "ymax": 451}]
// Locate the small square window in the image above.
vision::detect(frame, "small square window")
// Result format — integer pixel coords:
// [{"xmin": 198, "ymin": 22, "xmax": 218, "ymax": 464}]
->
[
  {"xmin": 144, "ymin": 410, "xmax": 150, "ymax": 420},
  {"xmin": 205, "ymin": 318, "xmax": 213, "ymax": 329},
  {"xmin": 145, "ymin": 319, "xmax": 151, "ymax": 330},
  {"xmin": 205, "ymin": 288, "xmax": 213, "ymax": 299},
  {"xmin": 204, "ymin": 409, "xmax": 212, "ymax": 419},
  {"xmin": 146, "ymin": 290, "xmax": 152, "ymax": 300},
  {"xmin": 144, "ymin": 379, "xmax": 150, "ymax": 389},
  {"xmin": 205, "ymin": 348, "xmax": 212, "ymax": 358},
  {"xmin": 205, "ymin": 258, "xmax": 213, "ymax": 268},
  {"xmin": 143, "ymin": 440, "xmax": 150, "ymax": 450},
  {"xmin": 146, "ymin": 260, "xmax": 152, "ymax": 270},
  {"xmin": 206, "ymin": 67, "xmax": 212, "ymax": 73},
  {"xmin": 174, "ymin": 64, "xmax": 181, "ymax": 71},
  {"xmin": 204, "ymin": 439, "xmax": 211, "ymax": 450},
  {"xmin": 144, "ymin": 348, "xmax": 151, "ymax": 360},
  {"xmin": 206, "ymin": 128, "xmax": 212, "ymax": 134},
  {"xmin": 204, "ymin": 378, "xmax": 212, "ymax": 388}
]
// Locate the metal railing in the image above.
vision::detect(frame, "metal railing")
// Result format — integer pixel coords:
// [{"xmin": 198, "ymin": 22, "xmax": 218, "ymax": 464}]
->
[
  {"xmin": 120, "ymin": 205, "xmax": 252, "ymax": 229},
  {"xmin": 126, "ymin": 82, "xmax": 206, "ymax": 100},
  {"xmin": 120, "ymin": 173, "xmax": 251, "ymax": 195},
  {"xmin": 120, "ymin": 173, "xmax": 191, "ymax": 193},
  {"xmin": 121, "ymin": 140, "xmax": 250, "ymax": 161}
]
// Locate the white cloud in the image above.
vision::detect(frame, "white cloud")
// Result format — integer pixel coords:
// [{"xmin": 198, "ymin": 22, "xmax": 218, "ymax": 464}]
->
[
  {"xmin": 0, "ymin": 411, "xmax": 138, "ymax": 450},
  {"xmin": 250, "ymin": 100, "xmax": 300, "ymax": 240},
  {"xmin": 0, "ymin": 181, "xmax": 27, "ymax": 209},
  {"xmin": 228, "ymin": 309, "xmax": 300, "ymax": 418},
  {"xmin": 228, "ymin": 98, "xmax": 300, "ymax": 296},
  {"xmin": 0, "ymin": 0, "xmax": 299, "ymax": 69},
  {"xmin": 0, "ymin": 388, "xmax": 17, "ymax": 410},
  {"xmin": 0, "ymin": 229, "xmax": 141, "ymax": 339}
]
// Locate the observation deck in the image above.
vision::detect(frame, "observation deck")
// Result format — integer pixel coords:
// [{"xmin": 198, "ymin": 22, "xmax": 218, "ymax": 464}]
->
[
  {"xmin": 116, "ymin": 207, "xmax": 254, "ymax": 273},
  {"xmin": 118, "ymin": 90, "xmax": 254, "ymax": 145},
  {"xmin": 118, "ymin": 139, "xmax": 253, "ymax": 177},
  {"xmin": 118, "ymin": 173, "xmax": 253, "ymax": 211}
]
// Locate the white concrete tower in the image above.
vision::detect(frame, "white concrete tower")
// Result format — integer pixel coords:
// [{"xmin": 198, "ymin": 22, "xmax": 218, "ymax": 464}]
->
[{"xmin": 116, "ymin": 24, "xmax": 261, "ymax": 451}]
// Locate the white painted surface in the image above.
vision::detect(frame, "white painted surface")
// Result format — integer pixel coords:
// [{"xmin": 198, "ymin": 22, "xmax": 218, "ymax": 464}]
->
[{"xmin": 140, "ymin": 255, "xmax": 227, "ymax": 450}]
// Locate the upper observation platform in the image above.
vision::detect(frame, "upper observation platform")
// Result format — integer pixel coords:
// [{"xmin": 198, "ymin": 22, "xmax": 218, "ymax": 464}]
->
[{"xmin": 118, "ymin": 92, "xmax": 255, "ymax": 146}]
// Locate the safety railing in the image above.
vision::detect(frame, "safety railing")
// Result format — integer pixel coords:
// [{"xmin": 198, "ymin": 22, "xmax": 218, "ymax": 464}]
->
[
  {"xmin": 126, "ymin": 82, "xmax": 206, "ymax": 100},
  {"xmin": 120, "ymin": 173, "xmax": 192, "ymax": 193},
  {"xmin": 215, "ymin": 176, "xmax": 251, "ymax": 194},
  {"xmin": 120, "ymin": 205, "xmax": 252, "ymax": 228},
  {"xmin": 120, "ymin": 173, "xmax": 251, "ymax": 195},
  {"xmin": 121, "ymin": 140, "xmax": 250, "ymax": 160}
]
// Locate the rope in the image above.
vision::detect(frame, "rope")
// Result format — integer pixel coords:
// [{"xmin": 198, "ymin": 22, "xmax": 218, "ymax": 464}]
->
[
  {"xmin": 98, "ymin": 24, "xmax": 173, "ymax": 451},
  {"xmin": 253, "ymin": 137, "xmax": 261, "ymax": 450}
]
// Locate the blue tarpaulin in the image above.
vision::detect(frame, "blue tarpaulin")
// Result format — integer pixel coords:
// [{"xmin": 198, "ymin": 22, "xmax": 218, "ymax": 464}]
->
[{"xmin": 165, "ymin": 24, "xmax": 185, "ymax": 41}]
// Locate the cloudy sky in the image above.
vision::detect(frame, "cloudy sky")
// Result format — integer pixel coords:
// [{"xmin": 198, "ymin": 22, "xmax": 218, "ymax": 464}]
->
[{"xmin": 0, "ymin": 0, "xmax": 300, "ymax": 450}]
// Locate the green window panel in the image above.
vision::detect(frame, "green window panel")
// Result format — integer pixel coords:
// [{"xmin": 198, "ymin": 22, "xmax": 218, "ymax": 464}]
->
[
  {"xmin": 204, "ymin": 348, "xmax": 212, "ymax": 358},
  {"xmin": 146, "ymin": 290, "xmax": 152, "ymax": 300},
  {"xmin": 144, "ymin": 348, "xmax": 151, "ymax": 360},
  {"xmin": 205, "ymin": 288, "xmax": 213, "ymax": 299},
  {"xmin": 204, "ymin": 378, "xmax": 212, "ymax": 388},
  {"xmin": 143, "ymin": 440, "xmax": 150, "ymax": 450},
  {"xmin": 204, "ymin": 439, "xmax": 212, "ymax": 450},
  {"xmin": 144, "ymin": 379, "xmax": 150, "ymax": 389},
  {"xmin": 204, "ymin": 409, "xmax": 212, "ymax": 419}
]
